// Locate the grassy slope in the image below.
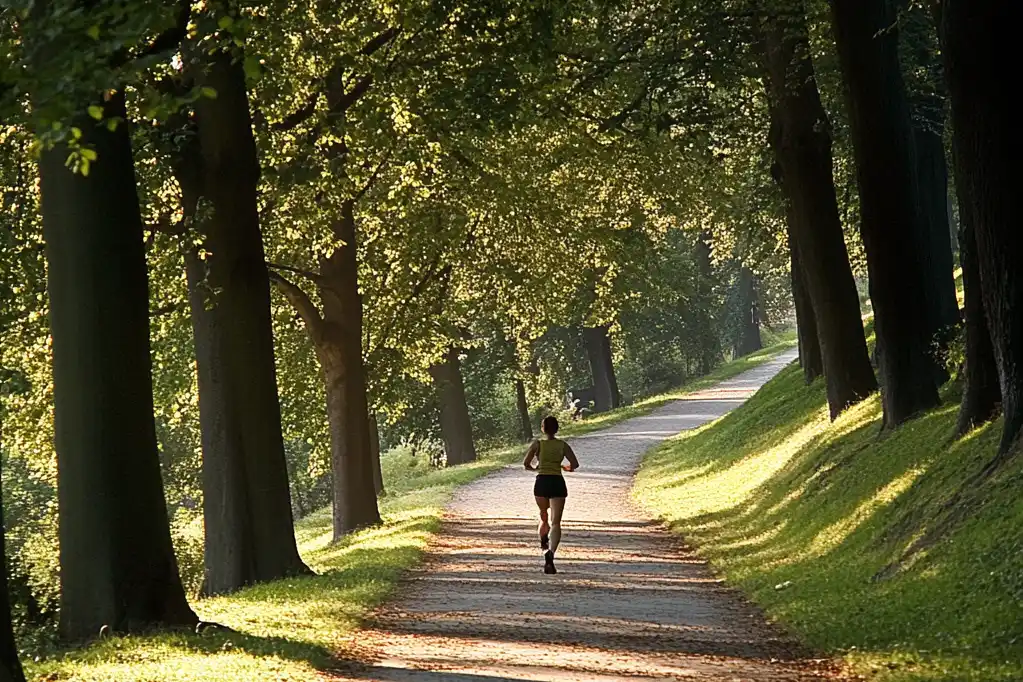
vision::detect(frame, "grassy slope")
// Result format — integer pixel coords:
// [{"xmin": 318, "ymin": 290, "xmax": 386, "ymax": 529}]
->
[
  {"xmin": 635, "ymin": 362, "xmax": 1023, "ymax": 681},
  {"xmin": 26, "ymin": 337, "xmax": 795, "ymax": 681}
]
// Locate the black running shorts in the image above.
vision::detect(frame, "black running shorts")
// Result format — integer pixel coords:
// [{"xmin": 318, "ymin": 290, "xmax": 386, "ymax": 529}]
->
[{"xmin": 534, "ymin": 474, "xmax": 568, "ymax": 499}]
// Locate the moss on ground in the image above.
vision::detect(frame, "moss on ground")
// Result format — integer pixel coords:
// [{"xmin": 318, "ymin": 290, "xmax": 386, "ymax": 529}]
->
[{"xmin": 635, "ymin": 363, "xmax": 1023, "ymax": 681}]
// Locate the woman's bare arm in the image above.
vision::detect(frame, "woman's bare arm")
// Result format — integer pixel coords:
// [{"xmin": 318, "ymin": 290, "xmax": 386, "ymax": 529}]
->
[
  {"xmin": 562, "ymin": 443, "xmax": 580, "ymax": 472},
  {"xmin": 523, "ymin": 441, "xmax": 539, "ymax": 470}
]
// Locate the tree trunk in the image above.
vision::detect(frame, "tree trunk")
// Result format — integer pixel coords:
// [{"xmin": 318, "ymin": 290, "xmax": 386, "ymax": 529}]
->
[
  {"xmin": 515, "ymin": 379, "xmax": 533, "ymax": 443},
  {"xmin": 912, "ymin": 125, "xmax": 959, "ymax": 339},
  {"xmin": 954, "ymin": 214, "xmax": 1000, "ymax": 436},
  {"xmin": 829, "ymin": 0, "xmax": 940, "ymax": 427},
  {"xmin": 0, "ymin": 475, "xmax": 26, "ymax": 682},
  {"xmin": 762, "ymin": 2, "xmax": 876, "ymax": 416},
  {"xmin": 194, "ymin": 52, "xmax": 309, "ymax": 593},
  {"xmin": 786, "ymin": 217, "xmax": 823, "ymax": 384},
  {"xmin": 941, "ymin": 1, "xmax": 1020, "ymax": 453},
  {"xmin": 733, "ymin": 266, "xmax": 763, "ymax": 358},
  {"xmin": 37, "ymin": 94, "xmax": 197, "ymax": 640},
  {"xmin": 693, "ymin": 235, "xmax": 721, "ymax": 375},
  {"xmin": 318, "ymin": 203, "xmax": 381, "ymax": 539},
  {"xmin": 583, "ymin": 326, "xmax": 620, "ymax": 412},
  {"xmin": 369, "ymin": 414, "xmax": 385, "ymax": 497},
  {"xmin": 430, "ymin": 349, "xmax": 477, "ymax": 465},
  {"xmin": 901, "ymin": 3, "xmax": 959, "ymax": 383}
]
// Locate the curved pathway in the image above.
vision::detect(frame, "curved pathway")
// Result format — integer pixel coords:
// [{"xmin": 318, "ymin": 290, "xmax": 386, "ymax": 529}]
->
[{"xmin": 339, "ymin": 349, "xmax": 839, "ymax": 681}]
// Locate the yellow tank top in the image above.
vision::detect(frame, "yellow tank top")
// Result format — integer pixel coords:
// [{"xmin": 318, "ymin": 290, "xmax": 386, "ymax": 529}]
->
[{"xmin": 536, "ymin": 439, "xmax": 566, "ymax": 476}]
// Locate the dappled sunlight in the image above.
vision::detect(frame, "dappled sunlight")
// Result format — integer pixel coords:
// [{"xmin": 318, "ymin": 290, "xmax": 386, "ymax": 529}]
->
[
  {"xmin": 645, "ymin": 409, "xmax": 829, "ymax": 522},
  {"xmin": 635, "ymin": 345, "xmax": 1023, "ymax": 682},
  {"xmin": 801, "ymin": 468, "xmax": 926, "ymax": 561},
  {"xmin": 821, "ymin": 393, "xmax": 882, "ymax": 446}
]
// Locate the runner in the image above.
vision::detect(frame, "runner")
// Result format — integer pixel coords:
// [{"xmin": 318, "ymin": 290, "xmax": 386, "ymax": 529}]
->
[{"xmin": 522, "ymin": 416, "xmax": 580, "ymax": 574}]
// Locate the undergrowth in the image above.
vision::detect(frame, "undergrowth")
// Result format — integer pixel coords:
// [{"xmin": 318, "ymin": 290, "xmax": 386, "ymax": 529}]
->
[{"xmin": 635, "ymin": 363, "xmax": 1023, "ymax": 681}]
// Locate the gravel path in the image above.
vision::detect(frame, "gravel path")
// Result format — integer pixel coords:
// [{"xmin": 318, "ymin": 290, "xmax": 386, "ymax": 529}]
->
[{"xmin": 337, "ymin": 349, "xmax": 840, "ymax": 681}]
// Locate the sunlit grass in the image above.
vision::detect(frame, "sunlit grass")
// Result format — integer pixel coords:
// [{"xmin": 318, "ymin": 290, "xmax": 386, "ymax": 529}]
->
[
  {"xmin": 25, "ymin": 452, "xmax": 518, "ymax": 681},
  {"xmin": 635, "ymin": 363, "xmax": 1023, "ymax": 681}
]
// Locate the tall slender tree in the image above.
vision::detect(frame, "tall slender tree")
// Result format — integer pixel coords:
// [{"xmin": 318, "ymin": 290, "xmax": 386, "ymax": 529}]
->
[
  {"xmin": 761, "ymin": 2, "xmax": 875, "ymax": 414},
  {"xmin": 829, "ymin": 0, "xmax": 940, "ymax": 427},
  {"xmin": 941, "ymin": 1, "xmax": 1020, "ymax": 454},
  {"xmin": 191, "ymin": 46, "xmax": 310, "ymax": 592},
  {"xmin": 900, "ymin": 2, "xmax": 958, "ymax": 379}
]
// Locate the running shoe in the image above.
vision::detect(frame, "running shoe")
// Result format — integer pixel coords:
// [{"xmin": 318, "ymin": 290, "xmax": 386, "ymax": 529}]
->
[
  {"xmin": 540, "ymin": 534, "xmax": 549, "ymax": 550},
  {"xmin": 543, "ymin": 550, "xmax": 557, "ymax": 574}
]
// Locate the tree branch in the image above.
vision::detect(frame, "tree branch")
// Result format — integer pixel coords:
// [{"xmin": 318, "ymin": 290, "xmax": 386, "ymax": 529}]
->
[
  {"xmin": 136, "ymin": 0, "xmax": 192, "ymax": 60},
  {"xmin": 361, "ymin": 26, "xmax": 401, "ymax": 56},
  {"xmin": 272, "ymin": 92, "xmax": 321, "ymax": 131},
  {"xmin": 267, "ymin": 261, "xmax": 327, "ymax": 287},
  {"xmin": 352, "ymin": 143, "xmax": 399, "ymax": 203},
  {"xmin": 267, "ymin": 271, "xmax": 326, "ymax": 343}
]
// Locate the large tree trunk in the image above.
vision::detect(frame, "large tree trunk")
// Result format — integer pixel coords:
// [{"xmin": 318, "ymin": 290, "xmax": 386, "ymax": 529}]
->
[
  {"xmin": 785, "ymin": 217, "xmax": 823, "ymax": 384},
  {"xmin": 369, "ymin": 414, "xmax": 385, "ymax": 497},
  {"xmin": 693, "ymin": 235, "xmax": 721, "ymax": 375},
  {"xmin": 901, "ymin": 3, "xmax": 959, "ymax": 383},
  {"xmin": 0, "ymin": 474, "xmax": 26, "ymax": 682},
  {"xmin": 583, "ymin": 326, "xmax": 620, "ymax": 412},
  {"xmin": 319, "ymin": 203, "xmax": 381, "ymax": 539},
  {"xmin": 194, "ymin": 53, "xmax": 309, "ymax": 593},
  {"xmin": 941, "ymin": 1, "xmax": 1020, "ymax": 454},
  {"xmin": 515, "ymin": 379, "xmax": 533, "ymax": 443},
  {"xmin": 829, "ymin": 0, "xmax": 940, "ymax": 427},
  {"xmin": 762, "ymin": 2, "xmax": 876, "ymax": 415},
  {"xmin": 954, "ymin": 214, "xmax": 1000, "ymax": 436},
  {"xmin": 430, "ymin": 349, "xmax": 477, "ymax": 465},
  {"xmin": 38, "ymin": 95, "xmax": 197, "ymax": 640},
  {"xmin": 733, "ymin": 266, "xmax": 763, "ymax": 358}
]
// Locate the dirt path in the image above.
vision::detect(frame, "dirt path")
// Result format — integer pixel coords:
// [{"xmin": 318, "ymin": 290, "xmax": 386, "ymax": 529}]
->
[{"xmin": 338, "ymin": 349, "xmax": 840, "ymax": 681}]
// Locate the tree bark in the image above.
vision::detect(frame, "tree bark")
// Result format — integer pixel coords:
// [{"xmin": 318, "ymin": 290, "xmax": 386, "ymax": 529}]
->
[
  {"xmin": 941, "ymin": 1, "xmax": 1020, "ymax": 453},
  {"xmin": 319, "ymin": 203, "xmax": 382, "ymax": 538},
  {"xmin": 693, "ymin": 235, "xmax": 721, "ymax": 375},
  {"xmin": 954, "ymin": 213, "xmax": 1000, "ymax": 436},
  {"xmin": 0, "ymin": 473, "xmax": 26, "ymax": 682},
  {"xmin": 785, "ymin": 216, "xmax": 823, "ymax": 384},
  {"xmin": 37, "ymin": 94, "xmax": 197, "ymax": 640},
  {"xmin": 369, "ymin": 413, "xmax": 384, "ymax": 497},
  {"xmin": 193, "ymin": 53, "xmax": 310, "ymax": 592},
  {"xmin": 515, "ymin": 378, "xmax": 533, "ymax": 443},
  {"xmin": 733, "ymin": 266, "xmax": 762, "ymax": 358},
  {"xmin": 430, "ymin": 349, "xmax": 477, "ymax": 465},
  {"xmin": 762, "ymin": 2, "xmax": 876, "ymax": 416},
  {"xmin": 583, "ymin": 326, "xmax": 620, "ymax": 412},
  {"xmin": 901, "ymin": 3, "xmax": 959, "ymax": 383},
  {"xmin": 828, "ymin": 0, "xmax": 940, "ymax": 427}
]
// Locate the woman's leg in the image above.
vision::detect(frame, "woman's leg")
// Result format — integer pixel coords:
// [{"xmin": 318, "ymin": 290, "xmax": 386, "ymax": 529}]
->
[
  {"xmin": 549, "ymin": 497, "xmax": 566, "ymax": 554},
  {"xmin": 534, "ymin": 496, "xmax": 550, "ymax": 545}
]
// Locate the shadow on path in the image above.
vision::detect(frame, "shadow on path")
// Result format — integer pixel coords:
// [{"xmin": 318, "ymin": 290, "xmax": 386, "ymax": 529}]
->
[{"xmin": 334, "ymin": 351, "xmax": 843, "ymax": 681}]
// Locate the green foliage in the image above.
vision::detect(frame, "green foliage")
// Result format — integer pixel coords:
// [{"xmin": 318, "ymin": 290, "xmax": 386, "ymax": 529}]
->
[{"xmin": 636, "ymin": 366, "xmax": 1023, "ymax": 681}]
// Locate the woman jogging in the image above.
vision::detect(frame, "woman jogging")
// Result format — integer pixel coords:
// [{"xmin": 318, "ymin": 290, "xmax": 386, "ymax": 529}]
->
[{"xmin": 523, "ymin": 416, "xmax": 580, "ymax": 574}]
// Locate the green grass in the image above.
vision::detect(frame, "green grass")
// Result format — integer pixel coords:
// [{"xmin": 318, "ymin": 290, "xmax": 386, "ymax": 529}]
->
[
  {"xmin": 634, "ymin": 363, "xmax": 1023, "ymax": 681},
  {"xmin": 24, "ymin": 337, "xmax": 794, "ymax": 681},
  {"xmin": 25, "ymin": 453, "xmax": 517, "ymax": 681},
  {"xmin": 557, "ymin": 335, "xmax": 797, "ymax": 439}
]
